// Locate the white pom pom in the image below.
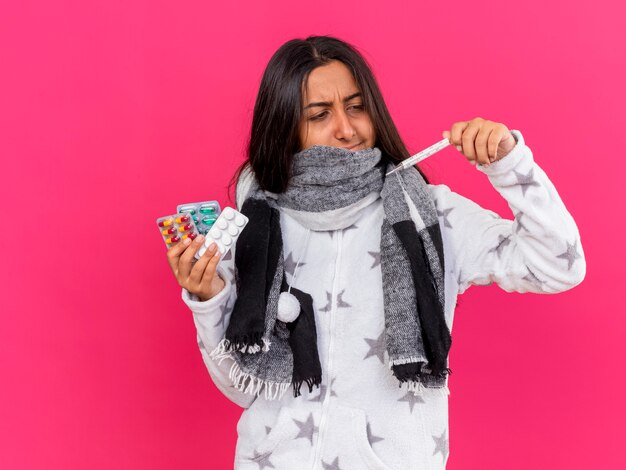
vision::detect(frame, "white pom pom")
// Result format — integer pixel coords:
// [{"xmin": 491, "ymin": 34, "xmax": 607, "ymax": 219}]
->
[{"xmin": 277, "ymin": 291, "xmax": 301, "ymax": 323}]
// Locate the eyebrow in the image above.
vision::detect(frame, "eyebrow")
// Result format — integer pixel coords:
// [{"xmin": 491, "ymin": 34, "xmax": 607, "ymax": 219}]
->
[{"xmin": 303, "ymin": 92, "xmax": 362, "ymax": 110}]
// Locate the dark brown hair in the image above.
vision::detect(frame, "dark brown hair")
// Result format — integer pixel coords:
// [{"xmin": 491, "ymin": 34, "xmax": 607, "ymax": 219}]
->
[{"xmin": 229, "ymin": 35, "xmax": 429, "ymax": 197}]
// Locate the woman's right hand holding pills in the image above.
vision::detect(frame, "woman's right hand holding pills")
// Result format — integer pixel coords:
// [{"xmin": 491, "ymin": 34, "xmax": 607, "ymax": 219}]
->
[{"xmin": 166, "ymin": 235, "xmax": 225, "ymax": 301}]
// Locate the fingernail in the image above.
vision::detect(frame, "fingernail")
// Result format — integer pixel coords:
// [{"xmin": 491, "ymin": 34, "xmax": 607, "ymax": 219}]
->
[
  {"xmin": 196, "ymin": 235, "xmax": 205, "ymax": 243},
  {"xmin": 209, "ymin": 242, "xmax": 217, "ymax": 251},
  {"xmin": 455, "ymin": 145, "xmax": 462, "ymax": 152},
  {"xmin": 183, "ymin": 238, "xmax": 192, "ymax": 245}
]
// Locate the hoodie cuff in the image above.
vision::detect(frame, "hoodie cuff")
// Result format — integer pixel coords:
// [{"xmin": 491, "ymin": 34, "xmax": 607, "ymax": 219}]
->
[{"xmin": 474, "ymin": 129, "xmax": 529, "ymax": 176}]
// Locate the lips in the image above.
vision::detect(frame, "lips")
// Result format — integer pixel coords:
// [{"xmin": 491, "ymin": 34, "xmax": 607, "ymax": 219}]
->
[{"xmin": 344, "ymin": 142, "xmax": 363, "ymax": 151}]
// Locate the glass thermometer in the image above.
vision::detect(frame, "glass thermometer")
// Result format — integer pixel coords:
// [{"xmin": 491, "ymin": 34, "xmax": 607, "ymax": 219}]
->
[{"xmin": 386, "ymin": 138, "xmax": 451, "ymax": 176}]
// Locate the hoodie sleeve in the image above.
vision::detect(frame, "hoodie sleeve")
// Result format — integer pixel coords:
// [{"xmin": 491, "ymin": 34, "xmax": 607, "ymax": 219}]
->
[
  {"xmin": 181, "ymin": 170, "xmax": 257, "ymax": 409},
  {"xmin": 429, "ymin": 129, "xmax": 586, "ymax": 295},
  {"xmin": 182, "ymin": 260, "xmax": 255, "ymax": 409}
]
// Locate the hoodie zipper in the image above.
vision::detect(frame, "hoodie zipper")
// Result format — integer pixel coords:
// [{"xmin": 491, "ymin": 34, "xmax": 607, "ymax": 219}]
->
[{"xmin": 311, "ymin": 229, "xmax": 343, "ymax": 469}]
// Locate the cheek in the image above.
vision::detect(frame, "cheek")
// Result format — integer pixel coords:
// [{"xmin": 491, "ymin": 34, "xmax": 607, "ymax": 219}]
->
[
  {"xmin": 299, "ymin": 122, "xmax": 314, "ymax": 148},
  {"xmin": 301, "ymin": 123, "xmax": 328, "ymax": 147},
  {"xmin": 361, "ymin": 119, "xmax": 376, "ymax": 144},
  {"xmin": 369, "ymin": 120, "xmax": 376, "ymax": 143}
]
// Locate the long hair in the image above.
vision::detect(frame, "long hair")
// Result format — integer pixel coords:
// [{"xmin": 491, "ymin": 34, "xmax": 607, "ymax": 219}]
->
[{"xmin": 229, "ymin": 35, "xmax": 429, "ymax": 196}]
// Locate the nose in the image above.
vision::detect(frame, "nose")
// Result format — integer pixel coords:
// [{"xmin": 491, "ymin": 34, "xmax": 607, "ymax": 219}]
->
[{"xmin": 333, "ymin": 109, "xmax": 356, "ymax": 141}]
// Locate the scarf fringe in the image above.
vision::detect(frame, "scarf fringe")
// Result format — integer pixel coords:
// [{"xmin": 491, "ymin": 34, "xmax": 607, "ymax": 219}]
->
[
  {"xmin": 405, "ymin": 380, "xmax": 451, "ymax": 397},
  {"xmin": 210, "ymin": 341, "xmax": 450, "ymax": 399},
  {"xmin": 209, "ymin": 338, "xmax": 290, "ymax": 401},
  {"xmin": 226, "ymin": 361, "xmax": 291, "ymax": 401},
  {"xmin": 209, "ymin": 338, "xmax": 273, "ymax": 366},
  {"xmin": 209, "ymin": 339, "xmax": 234, "ymax": 365},
  {"xmin": 292, "ymin": 375, "xmax": 322, "ymax": 398},
  {"xmin": 209, "ymin": 341, "xmax": 322, "ymax": 401},
  {"xmin": 390, "ymin": 356, "xmax": 453, "ymax": 380},
  {"xmin": 388, "ymin": 355, "xmax": 428, "ymax": 369},
  {"xmin": 210, "ymin": 337, "xmax": 272, "ymax": 357}
]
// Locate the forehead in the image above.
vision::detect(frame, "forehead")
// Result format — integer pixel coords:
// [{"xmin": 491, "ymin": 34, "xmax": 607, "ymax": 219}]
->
[{"xmin": 303, "ymin": 61, "xmax": 360, "ymax": 101}]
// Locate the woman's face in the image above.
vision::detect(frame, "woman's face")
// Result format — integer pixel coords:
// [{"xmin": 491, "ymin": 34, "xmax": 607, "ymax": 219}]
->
[{"xmin": 299, "ymin": 60, "xmax": 376, "ymax": 151}]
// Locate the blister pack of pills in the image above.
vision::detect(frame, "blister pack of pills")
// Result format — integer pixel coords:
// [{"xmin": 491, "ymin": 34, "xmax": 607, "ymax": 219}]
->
[
  {"xmin": 156, "ymin": 214, "xmax": 200, "ymax": 248},
  {"xmin": 176, "ymin": 200, "xmax": 221, "ymax": 235},
  {"xmin": 195, "ymin": 207, "xmax": 249, "ymax": 260}
]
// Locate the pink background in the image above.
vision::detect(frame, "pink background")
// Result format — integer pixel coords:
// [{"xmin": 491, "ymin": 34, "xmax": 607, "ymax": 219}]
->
[{"xmin": 1, "ymin": 1, "xmax": 623, "ymax": 468}]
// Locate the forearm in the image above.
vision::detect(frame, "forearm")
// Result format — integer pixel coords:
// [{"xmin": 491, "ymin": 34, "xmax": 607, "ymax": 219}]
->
[{"xmin": 183, "ymin": 266, "xmax": 256, "ymax": 408}]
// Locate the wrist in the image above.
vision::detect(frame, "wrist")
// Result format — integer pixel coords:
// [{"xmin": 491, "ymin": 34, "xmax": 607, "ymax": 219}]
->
[
  {"xmin": 500, "ymin": 131, "xmax": 518, "ymax": 158},
  {"xmin": 198, "ymin": 276, "xmax": 226, "ymax": 302},
  {"xmin": 475, "ymin": 129, "xmax": 527, "ymax": 175}
]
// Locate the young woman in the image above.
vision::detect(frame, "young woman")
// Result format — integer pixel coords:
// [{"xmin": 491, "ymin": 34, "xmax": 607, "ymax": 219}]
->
[{"xmin": 166, "ymin": 36, "xmax": 585, "ymax": 470}]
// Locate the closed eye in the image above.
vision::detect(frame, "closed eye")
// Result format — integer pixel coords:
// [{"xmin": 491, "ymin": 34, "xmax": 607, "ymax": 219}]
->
[
  {"xmin": 309, "ymin": 111, "xmax": 328, "ymax": 121},
  {"xmin": 309, "ymin": 105, "xmax": 364, "ymax": 121}
]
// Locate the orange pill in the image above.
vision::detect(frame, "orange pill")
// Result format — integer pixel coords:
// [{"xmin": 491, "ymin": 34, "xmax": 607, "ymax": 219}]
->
[{"xmin": 182, "ymin": 232, "xmax": 198, "ymax": 241}]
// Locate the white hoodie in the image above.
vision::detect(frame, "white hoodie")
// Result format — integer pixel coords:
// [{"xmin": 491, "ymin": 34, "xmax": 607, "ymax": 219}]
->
[{"xmin": 182, "ymin": 130, "xmax": 586, "ymax": 470}]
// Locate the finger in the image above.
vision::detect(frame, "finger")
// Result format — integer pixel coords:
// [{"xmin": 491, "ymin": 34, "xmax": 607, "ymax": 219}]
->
[
  {"xmin": 450, "ymin": 121, "xmax": 469, "ymax": 147},
  {"xmin": 179, "ymin": 234, "xmax": 205, "ymax": 280},
  {"xmin": 488, "ymin": 125, "xmax": 507, "ymax": 162},
  {"xmin": 166, "ymin": 236, "xmax": 191, "ymax": 277},
  {"xmin": 461, "ymin": 120, "xmax": 482, "ymax": 162},
  {"xmin": 189, "ymin": 242, "xmax": 219, "ymax": 286},
  {"xmin": 200, "ymin": 246, "xmax": 222, "ymax": 285},
  {"xmin": 442, "ymin": 130, "xmax": 463, "ymax": 152},
  {"xmin": 475, "ymin": 125, "xmax": 494, "ymax": 165}
]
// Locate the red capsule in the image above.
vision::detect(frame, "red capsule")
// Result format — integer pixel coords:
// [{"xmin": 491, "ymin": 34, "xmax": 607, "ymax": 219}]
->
[
  {"xmin": 182, "ymin": 232, "xmax": 198, "ymax": 241},
  {"xmin": 158, "ymin": 217, "xmax": 173, "ymax": 227},
  {"xmin": 165, "ymin": 236, "xmax": 181, "ymax": 244},
  {"xmin": 161, "ymin": 227, "xmax": 176, "ymax": 235},
  {"xmin": 178, "ymin": 223, "xmax": 193, "ymax": 232},
  {"xmin": 175, "ymin": 215, "xmax": 190, "ymax": 224}
]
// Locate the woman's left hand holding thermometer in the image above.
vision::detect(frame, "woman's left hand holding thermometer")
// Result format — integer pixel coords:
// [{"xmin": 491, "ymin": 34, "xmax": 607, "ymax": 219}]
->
[{"xmin": 442, "ymin": 117, "xmax": 516, "ymax": 167}]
